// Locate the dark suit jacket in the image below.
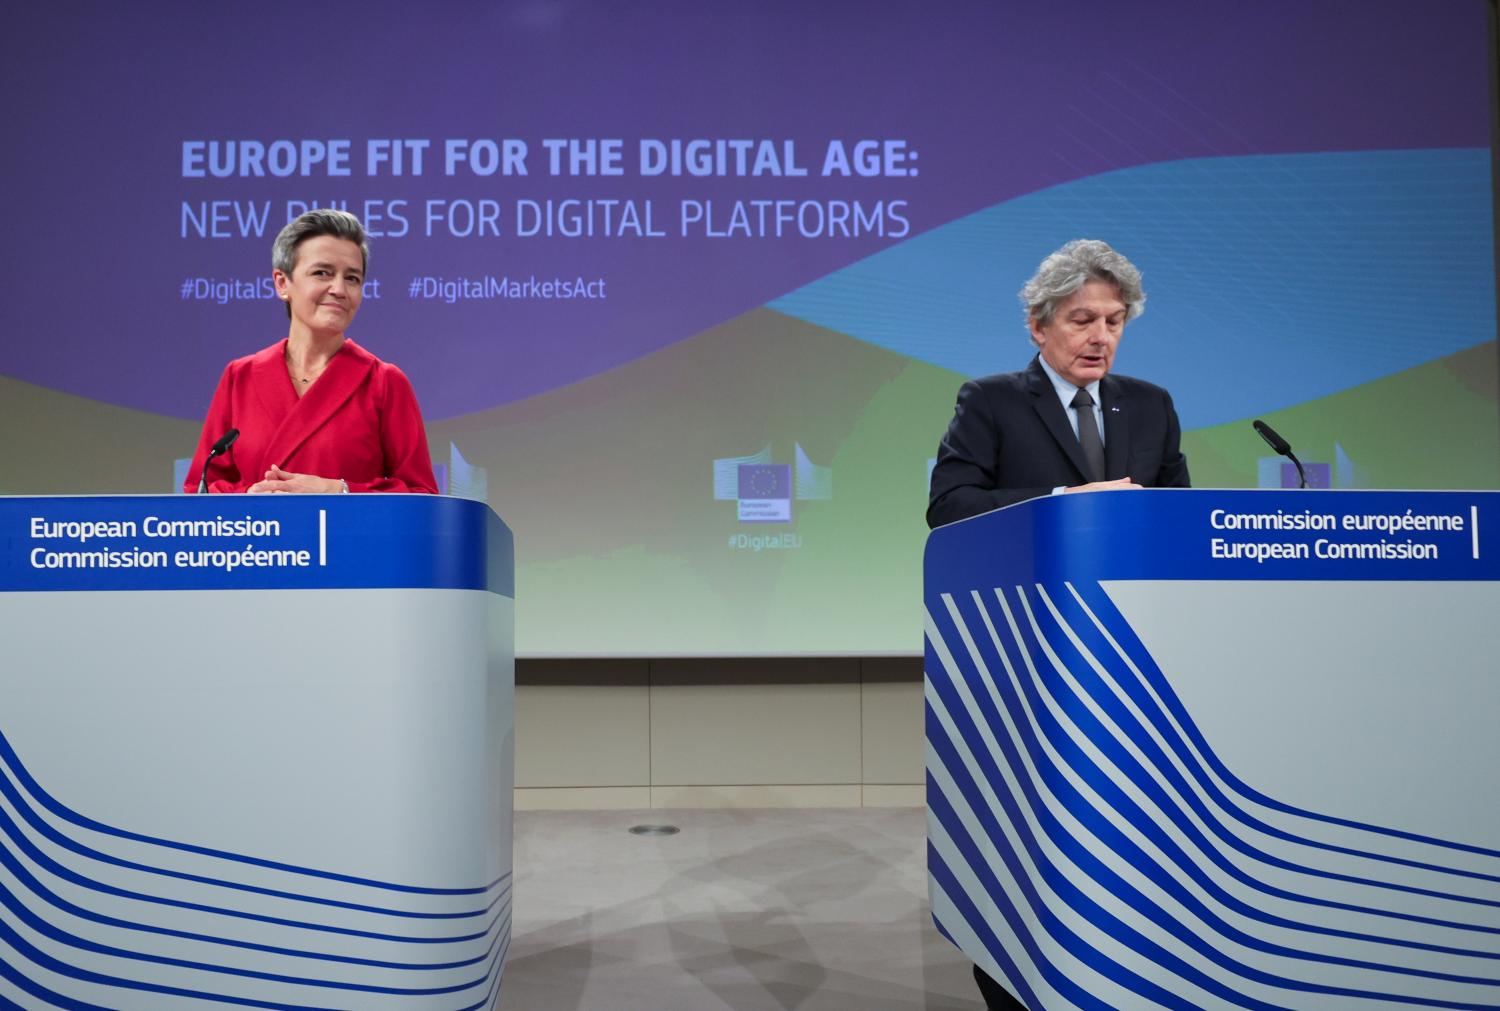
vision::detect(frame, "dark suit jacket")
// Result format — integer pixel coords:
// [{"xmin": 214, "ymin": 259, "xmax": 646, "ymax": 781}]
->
[{"xmin": 926, "ymin": 357, "xmax": 1189, "ymax": 527}]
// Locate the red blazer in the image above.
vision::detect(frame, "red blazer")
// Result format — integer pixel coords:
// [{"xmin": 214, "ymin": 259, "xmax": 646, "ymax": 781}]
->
[{"xmin": 185, "ymin": 339, "xmax": 438, "ymax": 494}]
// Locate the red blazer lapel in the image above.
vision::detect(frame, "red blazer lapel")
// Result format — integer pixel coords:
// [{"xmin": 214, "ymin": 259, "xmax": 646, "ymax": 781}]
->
[
  {"xmin": 244, "ymin": 340, "xmax": 298, "ymax": 476},
  {"xmin": 262, "ymin": 339, "xmax": 376, "ymax": 469}
]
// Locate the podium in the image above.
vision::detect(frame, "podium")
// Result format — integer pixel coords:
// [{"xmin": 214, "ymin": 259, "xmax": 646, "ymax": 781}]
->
[
  {"xmin": 0, "ymin": 494, "xmax": 514, "ymax": 1009},
  {"xmin": 924, "ymin": 490, "xmax": 1500, "ymax": 1009}
]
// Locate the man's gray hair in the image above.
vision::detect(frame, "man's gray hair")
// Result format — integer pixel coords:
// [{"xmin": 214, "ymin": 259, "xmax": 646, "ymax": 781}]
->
[
  {"xmin": 1018, "ymin": 239, "xmax": 1145, "ymax": 330},
  {"xmin": 271, "ymin": 209, "xmax": 369, "ymax": 276}
]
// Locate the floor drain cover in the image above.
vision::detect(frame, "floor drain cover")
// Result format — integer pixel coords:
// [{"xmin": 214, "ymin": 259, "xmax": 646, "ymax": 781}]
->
[{"xmin": 628, "ymin": 824, "xmax": 680, "ymax": 837}]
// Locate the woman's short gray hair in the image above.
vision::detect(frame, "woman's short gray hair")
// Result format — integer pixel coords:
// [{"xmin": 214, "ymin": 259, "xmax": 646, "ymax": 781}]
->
[
  {"xmin": 1019, "ymin": 239, "xmax": 1145, "ymax": 331},
  {"xmin": 271, "ymin": 209, "xmax": 369, "ymax": 276}
]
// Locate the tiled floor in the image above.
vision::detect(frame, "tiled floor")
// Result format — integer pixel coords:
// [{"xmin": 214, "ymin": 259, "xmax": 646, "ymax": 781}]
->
[{"xmin": 498, "ymin": 807, "xmax": 979, "ymax": 1010}]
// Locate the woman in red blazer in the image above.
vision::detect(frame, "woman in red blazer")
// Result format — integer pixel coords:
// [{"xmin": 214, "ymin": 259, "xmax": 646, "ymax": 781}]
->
[{"xmin": 184, "ymin": 209, "xmax": 438, "ymax": 495}]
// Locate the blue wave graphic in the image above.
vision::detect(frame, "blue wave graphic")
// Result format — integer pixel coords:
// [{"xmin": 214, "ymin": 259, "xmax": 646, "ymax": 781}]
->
[
  {"xmin": 924, "ymin": 580, "xmax": 1500, "ymax": 1009},
  {"xmin": 0, "ymin": 728, "xmax": 509, "ymax": 1008},
  {"xmin": 771, "ymin": 148, "xmax": 1497, "ymax": 429}
]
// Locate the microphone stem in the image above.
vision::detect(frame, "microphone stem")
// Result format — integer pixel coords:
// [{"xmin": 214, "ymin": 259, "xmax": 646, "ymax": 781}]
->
[
  {"xmin": 198, "ymin": 449, "xmax": 219, "ymax": 494},
  {"xmin": 1284, "ymin": 450, "xmax": 1308, "ymax": 489}
]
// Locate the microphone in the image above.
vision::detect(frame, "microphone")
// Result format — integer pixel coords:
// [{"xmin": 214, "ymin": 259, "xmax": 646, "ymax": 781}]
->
[
  {"xmin": 197, "ymin": 428, "xmax": 239, "ymax": 493},
  {"xmin": 1252, "ymin": 419, "xmax": 1307, "ymax": 489}
]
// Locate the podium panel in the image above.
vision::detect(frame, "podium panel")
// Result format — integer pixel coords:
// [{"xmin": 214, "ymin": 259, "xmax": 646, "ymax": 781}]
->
[
  {"xmin": 0, "ymin": 494, "xmax": 514, "ymax": 1009},
  {"xmin": 924, "ymin": 490, "xmax": 1500, "ymax": 1009}
]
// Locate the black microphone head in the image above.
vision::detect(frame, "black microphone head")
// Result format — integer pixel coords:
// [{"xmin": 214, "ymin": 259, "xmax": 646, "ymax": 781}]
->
[
  {"xmin": 1252, "ymin": 419, "xmax": 1290, "ymax": 456},
  {"xmin": 211, "ymin": 428, "xmax": 240, "ymax": 455}
]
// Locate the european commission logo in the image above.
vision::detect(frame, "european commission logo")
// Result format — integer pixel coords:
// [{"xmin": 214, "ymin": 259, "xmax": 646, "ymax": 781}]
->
[{"xmin": 712, "ymin": 444, "xmax": 832, "ymax": 524}]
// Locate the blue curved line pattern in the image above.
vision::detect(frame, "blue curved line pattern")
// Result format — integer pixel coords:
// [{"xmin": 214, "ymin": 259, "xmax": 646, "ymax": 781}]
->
[
  {"xmin": 1, "ymin": 899, "xmax": 505, "ymax": 996},
  {"xmin": 929, "ymin": 607, "xmax": 1500, "ymax": 982},
  {"xmin": 0, "ymin": 748, "xmax": 506, "ymax": 939},
  {"xmin": 0, "ymin": 908, "xmax": 510, "ymax": 1009},
  {"xmin": 924, "ymin": 581, "xmax": 1500, "ymax": 1009},
  {"xmin": 463, "ymin": 957, "xmax": 508, "ymax": 1011},
  {"xmin": 0, "ymin": 795, "xmax": 502, "ymax": 945},
  {"xmin": 0, "ymin": 813, "xmax": 509, "ymax": 966},
  {"xmin": 0, "ymin": 728, "xmax": 495, "ymax": 897},
  {"xmin": 1046, "ymin": 584, "xmax": 1500, "ymax": 878},
  {"xmin": 927, "ymin": 607, "xmax": 1495, "ymax": 1008},
  {"xmin": 1004, "ymin": 588, "xmax": 1500, "ymax": 908},
  {"xmin": 0, "ymin": 764, "xmax": 497, "ymax": 921},
  {"xmin": 771, "ymin": 148, "xmax": 1496, "ymax": 429},
  {"xmin": 0, "ymin": 730, "xmax": 510, "ymax": 1008},
  {"xmin": 1067, "ymin": 581, "xmax": 1500, "ymax": 861}
]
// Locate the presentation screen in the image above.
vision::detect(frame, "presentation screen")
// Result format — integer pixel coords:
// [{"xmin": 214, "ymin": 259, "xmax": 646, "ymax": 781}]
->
[{"xmin": 2, "ymin": 1, "xmax": 1496, "ymax": 655}]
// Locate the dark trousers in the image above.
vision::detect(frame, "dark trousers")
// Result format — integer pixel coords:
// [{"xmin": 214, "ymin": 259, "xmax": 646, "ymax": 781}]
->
[{"xmin": 974, "ymin": 965, "xmax": 1028, "ymax": 1010}]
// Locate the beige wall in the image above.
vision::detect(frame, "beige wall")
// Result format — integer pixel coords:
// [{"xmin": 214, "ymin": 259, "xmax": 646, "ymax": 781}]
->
[
  {"xmin": 515, "ymin": 657, "xmax": 923, "ymax": 810},
  {"xmin": 0, "ymin": 374, "xmax": 200, "ymax": 495}
]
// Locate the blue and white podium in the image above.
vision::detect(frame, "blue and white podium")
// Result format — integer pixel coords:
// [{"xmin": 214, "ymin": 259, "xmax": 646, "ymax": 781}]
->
[
  {"xmin": 925, "ymin": 490, "xmax": 1500, "ymax": 1010},
  {"xmin": 0, "ymin": 494, "xmax": 514, "ymax": 1009}
]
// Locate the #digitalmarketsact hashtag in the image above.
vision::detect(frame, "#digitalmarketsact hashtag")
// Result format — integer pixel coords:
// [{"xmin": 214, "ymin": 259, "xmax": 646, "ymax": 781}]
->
[{"xmin": 413, "ymin": 275, "xmax": 607, "ymax": 302}]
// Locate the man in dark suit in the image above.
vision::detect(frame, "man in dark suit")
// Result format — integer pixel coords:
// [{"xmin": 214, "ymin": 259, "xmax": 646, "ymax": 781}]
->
[
  {"xmin": 928, "ymin": 238, "xmax": 1189, "ymax": 530},
  {"xmin": 926, "ymin": 239, "xmax": 1188, "ymax": 1011}
]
